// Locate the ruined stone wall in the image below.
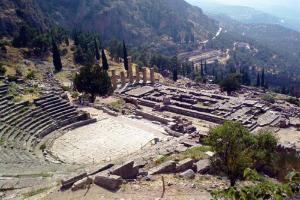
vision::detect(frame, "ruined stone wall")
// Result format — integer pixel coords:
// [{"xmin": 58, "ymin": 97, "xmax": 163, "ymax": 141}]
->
[
  {"xmin": 165, "ymin": 105, "xmax": 224, "ymax": 124},
  {"xmin": 135, "ymin": 110, "xmax": 173, "ymax": 125}
]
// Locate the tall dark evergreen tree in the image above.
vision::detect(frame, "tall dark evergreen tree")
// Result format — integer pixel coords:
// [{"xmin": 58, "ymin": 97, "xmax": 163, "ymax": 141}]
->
[
  {"xmin": 261, "ymin": 68, "xmax": 265, "ymax": 87},
  {"xmin": 173, "ymin": 68, "xmax": 178, "ymax": 82},
  {"xmin": 52, "ymin": 37, "xmax": 62, "ymax": 72},
  {"xmin": 204, "ymin": 60, "xmax": 207, "ymax": 74},
  {"xmin": 94, "ymin": 39, "xmax": 100, "ymax": 60},
  {"xmin": 123, "ymin": 40, "xmax": 128, "ymax": 71},
  {"xmin": 102, "ymin": 49, "xmax": 109, "ymax": 71},
  {"xmin": 256, "ymin": 73, "xmax": 261, "ymax": 87}
]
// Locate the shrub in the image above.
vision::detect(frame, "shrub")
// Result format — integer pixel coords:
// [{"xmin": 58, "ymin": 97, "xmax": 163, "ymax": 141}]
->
[
  {"xmin": 0, "ymin": 64, "xmax": 6, "ymax": 75},
  {"xmin": 262, "ymin": 94, "xmax": 275, "ymax": 103},
  {"xmin": 26, "ymin": 70, "xmax": 36, "ymax": 80}
]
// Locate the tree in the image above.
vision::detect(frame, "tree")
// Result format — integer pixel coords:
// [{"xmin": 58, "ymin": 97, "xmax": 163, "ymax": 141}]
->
[
  {"xmin": 102, "ymin": 49, "xmax": 109, "ymax": 71},
  {"xmin": 52, "ymin": 37, "xmax": 62, "ymax": 72},
  {"xmin": 205, "ymin": 121, "xmax": 278, "ymax": 187},
  {"xmin": 74, "ymin": 64, "xmax": 113, "ymax": 102},
  {"xmin": 261, "ymin": 68, "xmax": 265, "ymax": 88},
  {"xmin": 173, "ymin": 68, "xmax": 178, "ymax": 82},
  {"xmin": 256, "ymin": 73, "xmax": 261, "ymax": 87},
  {"xmin": 94, "ymin": 39, "xmax": 100, "ymax": 60},
  {"xmin": 220, "ymin": 74, "xmax": 241, "ymax": 94},
  {"xmin": 123, "ymin": 40, "xmax": 128, "ymax": 71},
  {"xmin": 205, "ymin": 121, "xmax": 256, "ymax": 186}
]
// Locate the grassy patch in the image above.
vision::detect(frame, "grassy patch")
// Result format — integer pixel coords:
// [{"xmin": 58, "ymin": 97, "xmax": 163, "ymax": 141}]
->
[
  {"xmin": 40, "ymin": 144, "xmax": 46, "ymax": 151},
  {"xmin": 0, "ymin": 138, "xmax": 4, "ymax": 146},
  {"xmin": 22, "ymin": 187, "xmax": 51, "ymax": 198},
  {"xmin": 155, "ymin": 146, "xmax": 211, "ymax": 165},
  {"xmin": 109, "ymin": 99, "xmax": 125, "ymax": 112}
]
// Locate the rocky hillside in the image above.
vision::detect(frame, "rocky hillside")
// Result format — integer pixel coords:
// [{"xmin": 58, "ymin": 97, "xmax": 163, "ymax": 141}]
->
[
  {"xmin": 0, "ymin": 0, "xmax": 49, "ymax": 36},
  {"xmin": 0, "ymin": 0, "xmax": 218, "ymax": 54}
]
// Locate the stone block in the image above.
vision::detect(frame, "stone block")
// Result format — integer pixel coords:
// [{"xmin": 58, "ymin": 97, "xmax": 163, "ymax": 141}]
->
[
  {"xmin": 94, "ymin": 174, "xmax": 123, "ymax": 191},
  {"xmin": 176, "ymin": 158, "xmax": 195, "ymax": 172},
  {"xmin": 195, "ymin": 159, "xmax": 210, "ymax": 174},
  {"xmin": 71, "ymin": 177, "xmax": 93, "ymax": 191},
  {"xmin": 111, "ymin": 161, "xmax": 139, "ymax": 179},
  {"xmin": 148, "ymin": 160, "xmax": 176, "ymax": 175},
  {"xmin": 179, "ymin": 169, "xmax": 195, "ymax": 179}
]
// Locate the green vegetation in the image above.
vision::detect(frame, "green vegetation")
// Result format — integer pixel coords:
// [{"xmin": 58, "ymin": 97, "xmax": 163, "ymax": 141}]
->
[
  {"xmin": 287, "ymin": 97, "xmax": 300, "ymax": 106},
  {"xmin": 219, "ymin": 74, "xmax": 241, "ymax": 94},
  {"xmin": 212, "ymin": 168, "xmax": 300, "ymax": 200},
  {"xmin": 0, "ymin": 138, "xmax": 4, "ymax": 146},
  {"xmin": 102, "ymin": 49, "xmax": 109, "ymax": 71},
  {"xmin": 26, "ymin": 70, "xmax": 36, "ymax": 80},
  {"xmin": 23, "ymin": 187, "xmax": 51, "ymax": 198},
  {"xmin": 74, "ymin": 64, "xmax": 113, "ymax": 102},
  {"xmin": 110, "ymin": 99, "xmax": 125, "ymax": 112},
  {"xmin": 40, "ymin": 144, "xmax": 46, "ymax": 151},
  {"xmin": 205, "ymin": 121, "xmax": 278, "ymax": 186},
  {"xmin": 155, "ymin": 145, "xmax": 211, "ymax": 165},
  {"xmin": 52, "ymin": 37, "xmax": 62, "ymax": 72},
  {"xmin": 262, "ymin": 93, "xmax": 276, "ymax": 103},
  {"xmin": 123, "ymin": 40, "xmax": 128, "ymax": 71},
  {"xmin": 0, "ymin": 63, "xmax": 6, "ymax": 75}
]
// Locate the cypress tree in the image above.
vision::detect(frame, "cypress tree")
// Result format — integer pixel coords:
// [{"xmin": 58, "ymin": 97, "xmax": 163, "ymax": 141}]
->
[
  {"xmin": 94, "ymin": 39, "xmax": 100, "ymax": 60},
  {"xmin": 173, "ymin": 68, "xmax": 178, "ymax": 82},
  {"xmin": 102, "ymin": 49, "xmax": 109, "ymax": 71},
  {"xmin": 204, "ymin": 60, "xmax": 207, "ymax": 74},
  {"xmin": 261, "ymin": 68, "xmax": 265, "ymax": 87},
  {"xmin": 52, "ymin": 37, "xmax": 62, "ymax": 72},
  {"xmin": 256, "ymin": 73, "xmax": 261, "ymax": 87},
  {"xmin": 123, "ymin": 40, "xmax": 128, "ymax": 71}
]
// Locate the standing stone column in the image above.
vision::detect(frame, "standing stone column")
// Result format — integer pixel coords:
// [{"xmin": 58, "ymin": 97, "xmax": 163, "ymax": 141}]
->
[
  {"xmin": 150, "ymin": 68, "xmax": 155, "ymax": 85},
  {"xmin": 135, "ymin": 66, "xmax": 140, "ymax": 83},
  {"xmin": 111, "ymin": 70, "xmax": 117, "ymax": 89},
  {"xmin": 120, "ymin": 71, "xmax": 126, "ymax": 86},
  {"xmin": 127, "ymin": 57, "xmax": 134, "ymax": 83},
  {"xmin": 142, "ymin": 67, "xmax": 147, "ymax": 85}
]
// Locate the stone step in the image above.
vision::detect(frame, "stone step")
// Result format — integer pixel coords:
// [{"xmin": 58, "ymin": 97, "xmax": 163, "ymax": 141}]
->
[
  {"xmin": 25, "ymin": 116, "xmax": 52, "ymax": 132},
  {"xmin": 43, "ymin": 100, "xmax": 69, "ymax": 110},
  {"xmin": 47, "ymin": 106, "xmax": 76, "ymax": 118},
  {"xmin": 1, "ymin": 105, "xmax": 29, "ymax": 121},
  {"xmin": 44, "ymin": 102, "xmax": 71, "ymax": 113},
  {"xmin": 35, "ymin": 96, "xmax": 60, "ymax": 106},
  {"xmin": 33, "ymin": 94, "xmax": 56, "ymax": 103},
  {"xmin": 6, "ymin": 109, "xmax": 32, "ymax": 124}
]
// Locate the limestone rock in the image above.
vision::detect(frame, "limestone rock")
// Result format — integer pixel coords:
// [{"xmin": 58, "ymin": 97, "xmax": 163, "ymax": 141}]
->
[
  {"xmin": 176, "ymin": 158, "xmax": 195, "ymax": 172},
  {"xmin": 111, "ymin": 161, "xmax": 139, "ymax": 179},
  {"xmin": 149, "ymin": 161, "xmax": 176, "ymax": 175},
  {"xmin": 94, "ymin": 174, "xmax": 123, "ymax": 191},
  {"xmin": 195, "ymin": 159, "xmax": 210, "ymax": 174},
  {"xmin": 71, "ymin": 177, "xmax": 93, "ymax": 191},
  {"xmin": 179, "ymin": 169, "xmax": 195, "ymax": 179}
]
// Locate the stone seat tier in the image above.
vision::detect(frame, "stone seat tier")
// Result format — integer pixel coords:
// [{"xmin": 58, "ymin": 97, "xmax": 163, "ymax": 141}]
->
[
  {"xmin": 1, "ymin": 105, "xmax": 29, "ymax": 121},
  {"xmin": 0, "ymin": 101, "xmax": 28, "ymax": 117},
  {"xmin": 18, "ymin": 110, "xmax": 49, "ymax": 129},
  {"xmin": 0, "ymin": 124, "xmax": 12, "ymax": 140},
  {"xmin": 35, "ymin": 96, "xmax": 60, "ymax": 106},
  {"xmin": 5, "ymin": 108, "xmax": 32, "ymax": 124},
  {"xmin": 51, "ymin": 108, "xmax": 77, "ymax": 119},
  {"xmin": 24, "ymin": 115, "xmax": 53, "ymax": 132},
  {"xmin": 34, "ymin": 94, "xmax": 56, "ymax": 103},
  {"xmin": 46, "ymin": 106, "xmax": 76, "ymax": 118},
  {"xmin": 43, "ymin": 102, "xmax": 72, "ymax": 114},
  {"xmin": 42, "ymin": 100, "xmax": 69, "ymax": 110}
]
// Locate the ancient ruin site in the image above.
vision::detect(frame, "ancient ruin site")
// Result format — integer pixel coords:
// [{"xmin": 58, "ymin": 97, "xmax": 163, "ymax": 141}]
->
[
  {"xmin": 1, "ymin": 0, "xmax": 300, "ymax": 199},
  {"xmin": 0, "ymin": 58, "xmax": 299, "ymax": 200}
]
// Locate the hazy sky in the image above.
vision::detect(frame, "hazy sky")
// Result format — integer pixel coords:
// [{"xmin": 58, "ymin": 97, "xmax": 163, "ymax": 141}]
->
[{"xmin": 187, "ymin": 0, "xmax": 300, "ymax": 10}]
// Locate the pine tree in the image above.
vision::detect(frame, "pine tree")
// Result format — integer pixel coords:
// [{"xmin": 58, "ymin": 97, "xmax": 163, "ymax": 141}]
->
[
  {"xmin": 256, "ymin": 73, "xmax": 261, "ymax": 87},
  {"xmin": 52, "ymin": 37, "xmax": 62, "ymax": 72},
  {"xmin": 261, "ymin": 68, "xmax": 265, "ymax": 88},
  {"xmin": 94, "ymin": 39, "xmax": 100, "ymax": 60},
  {"xmin": 102, "ymin": 49, "xmax": 109, "ymax": 71},
  {"xmin": 123, "ymin": 40, "xmax": 128, "ymax": 71}
]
